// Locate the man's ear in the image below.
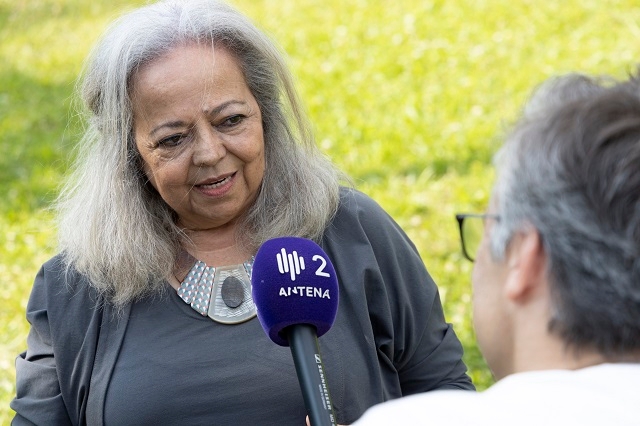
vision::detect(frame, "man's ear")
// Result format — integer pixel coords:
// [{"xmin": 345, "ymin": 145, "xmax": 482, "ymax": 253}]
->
[{"xmin": 504, "ymin": 229, "xmax": 546, "ymax": 303}]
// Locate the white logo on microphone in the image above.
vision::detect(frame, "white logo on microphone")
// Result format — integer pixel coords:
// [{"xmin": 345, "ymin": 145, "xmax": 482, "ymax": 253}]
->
[{"xmin": 277, "ymin": 248, "xmax": 306, "ymax": 281}]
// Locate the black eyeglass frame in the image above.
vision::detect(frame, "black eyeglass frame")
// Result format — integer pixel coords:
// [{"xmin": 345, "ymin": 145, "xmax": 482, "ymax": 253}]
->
[{"xmin": 455, "ymin": 213, "xmax": 501, "ymax": 262}]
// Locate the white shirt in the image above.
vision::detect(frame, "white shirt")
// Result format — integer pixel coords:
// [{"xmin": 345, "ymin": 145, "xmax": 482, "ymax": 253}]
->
[{"xmin": 355, "ymin": 363, "xmax": 640, "ymax": 425}]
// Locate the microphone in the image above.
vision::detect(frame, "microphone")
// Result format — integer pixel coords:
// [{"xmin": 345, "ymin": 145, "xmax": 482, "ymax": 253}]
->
[{"xmin": 252, "ymin": 237, "xmax": 339, "ymax": 426}]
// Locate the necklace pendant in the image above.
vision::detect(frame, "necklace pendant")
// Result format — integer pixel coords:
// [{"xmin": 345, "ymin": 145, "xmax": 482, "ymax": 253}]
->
[
  {"xmin": 207, "ymin": 263, "xmax": 256, "ymax": 324},
  {"xmin": 177, "ymin": 257, "xmax": 256, "ymax": 325}
]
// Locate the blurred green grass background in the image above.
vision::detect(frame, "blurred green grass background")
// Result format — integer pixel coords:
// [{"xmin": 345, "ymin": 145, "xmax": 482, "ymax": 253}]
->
[{"xmin": 2, "ymin": 0, "xmax": 639, "ymax": 421}]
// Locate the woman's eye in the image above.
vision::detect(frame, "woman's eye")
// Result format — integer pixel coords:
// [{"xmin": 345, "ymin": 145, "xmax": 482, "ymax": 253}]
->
[
  {"xmin": 158, "ymin": 134, "xmax": 184, "ymax": 147},
  {"xmin": 221, "ymin": 115, "xmax": 244, "ymax": 127}
]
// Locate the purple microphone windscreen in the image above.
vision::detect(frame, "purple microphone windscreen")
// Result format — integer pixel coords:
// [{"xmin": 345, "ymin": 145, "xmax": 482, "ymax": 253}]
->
[{"xmin": 251, "ymin": 237, "xmax": 339, "ymax": 346}]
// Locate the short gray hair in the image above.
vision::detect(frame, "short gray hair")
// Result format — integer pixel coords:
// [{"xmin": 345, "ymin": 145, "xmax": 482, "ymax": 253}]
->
[
  {"xmin": 57, "ymin": 0, "xmax": 342, "ymax": 306},
  {"xmin": 490, "ymin": 71, "xmax": 640, "ymax": 356}
]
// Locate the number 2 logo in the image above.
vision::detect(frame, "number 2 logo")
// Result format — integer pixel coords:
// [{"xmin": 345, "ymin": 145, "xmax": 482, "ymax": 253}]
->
[{"xmin": 312, "ymin": 255, "xmax": 330, "ymax": 277}]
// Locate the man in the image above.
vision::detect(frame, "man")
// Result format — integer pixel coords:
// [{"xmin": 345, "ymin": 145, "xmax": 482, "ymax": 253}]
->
[{"xmin": 355, "ymin": 71, "xmax": 640, "ymax": 425}]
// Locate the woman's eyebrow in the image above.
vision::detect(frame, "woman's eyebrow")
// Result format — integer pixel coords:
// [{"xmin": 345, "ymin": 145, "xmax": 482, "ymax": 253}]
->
[{"xmin": 149, "ymin": 100, "xmax": 249, "ymax": 137}]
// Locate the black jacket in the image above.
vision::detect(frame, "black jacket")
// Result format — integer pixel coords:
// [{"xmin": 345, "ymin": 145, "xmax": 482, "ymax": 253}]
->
[{"xmin": 12, "ymin": 188, "xmax": 473, "ymax": 425}]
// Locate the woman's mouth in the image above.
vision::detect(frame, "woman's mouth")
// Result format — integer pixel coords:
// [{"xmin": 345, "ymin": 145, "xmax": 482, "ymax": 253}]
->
[
  {"xmin": 197, "ymin": 174, "xmax": 233, "ymax": 189},
  {"xmin": 194, "ymin": 172, "xmax": 236, "ymax": 197}
]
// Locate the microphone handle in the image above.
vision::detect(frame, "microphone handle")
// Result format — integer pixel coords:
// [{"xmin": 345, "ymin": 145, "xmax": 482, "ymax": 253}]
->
[{"xmin": 286, "ymin": 324, "xmax": 337, "ymax": 426}]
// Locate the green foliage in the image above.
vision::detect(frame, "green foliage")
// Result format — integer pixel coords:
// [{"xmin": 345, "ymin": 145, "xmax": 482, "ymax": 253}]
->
[{"xmin": 1, "ymin": 0, "xmax": 639, "ymax": 421}]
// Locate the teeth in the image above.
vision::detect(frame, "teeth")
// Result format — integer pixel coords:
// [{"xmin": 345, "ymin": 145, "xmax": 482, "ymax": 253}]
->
[{"xmin": 200, "ymin": 176, "xmax": 230, "ymax": 189}]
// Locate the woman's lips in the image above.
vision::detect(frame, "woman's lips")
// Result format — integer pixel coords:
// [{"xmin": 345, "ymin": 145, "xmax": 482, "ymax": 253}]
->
[
  {"xmin": 195, "ymin": 172, "xmax": 236, "ymax": 196},
  {"xmin": 197, "ymin": 175, "xmax": 232, "ymax": 189}
]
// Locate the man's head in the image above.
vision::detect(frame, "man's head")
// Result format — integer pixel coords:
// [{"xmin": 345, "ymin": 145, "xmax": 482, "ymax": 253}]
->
[{"xmin": 471, "ymin": 71, "xmax": 640, "ymax": 378}]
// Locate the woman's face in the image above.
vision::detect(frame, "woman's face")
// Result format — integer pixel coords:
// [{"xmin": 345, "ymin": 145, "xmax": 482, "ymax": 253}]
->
[{"xmin": 131, "ymin": 44, "xmax": 265, "ymax": 231}]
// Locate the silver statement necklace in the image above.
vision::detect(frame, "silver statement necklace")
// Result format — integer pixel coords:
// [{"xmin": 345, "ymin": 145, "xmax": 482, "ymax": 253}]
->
[{"xmin": 174, "ymin": 250, "xmax": 257, "ymax": 324}]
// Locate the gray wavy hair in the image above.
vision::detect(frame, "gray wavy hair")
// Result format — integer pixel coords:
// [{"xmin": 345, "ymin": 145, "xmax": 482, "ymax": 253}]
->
[
  {"xmin": 57, "ymin": 0, "xmax": 342, "ymax": 306},
  {"xmin": 489, "ymin": 71, "xmax": 640, "ymax": 356}
]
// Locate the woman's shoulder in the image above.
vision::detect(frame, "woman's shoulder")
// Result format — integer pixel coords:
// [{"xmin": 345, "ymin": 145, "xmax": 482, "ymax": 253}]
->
[
  {"xmin": 36, "ymin": 253, "xmax": 90, "ymax": 290},
  {"xmin": 39, "ymin": 252, "xmax": 70, "ymax": 279},
  {"xmin": 323, "ymin": 187, "xmax": 420, "ymax": 263},
  {"xmin": 336, "ymin": 187, "xmax": 393, "ymax": 224},
  {"xmin": 335, "ymin": 187, "xmax": 409, "ymax": 239},
  {"xmin": 28, "ymin": 253, "xmax": 103, "ymax": 318}
]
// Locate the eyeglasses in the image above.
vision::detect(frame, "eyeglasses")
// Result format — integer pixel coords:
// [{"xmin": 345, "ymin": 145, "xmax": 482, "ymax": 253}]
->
[{"xmin": 455, "ymin": 213, "xmax": 500, "ymax": 262}]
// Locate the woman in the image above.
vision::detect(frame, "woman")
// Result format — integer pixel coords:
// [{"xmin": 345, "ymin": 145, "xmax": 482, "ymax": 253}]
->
[{"xmin": 11, "ymin": 1, "xmax": 473, "ymax": 424}]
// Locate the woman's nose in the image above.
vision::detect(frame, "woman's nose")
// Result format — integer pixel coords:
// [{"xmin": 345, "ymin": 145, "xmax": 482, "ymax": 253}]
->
[{"xmin": 192, "ymin": 126, "xmax": 226, "ymax": 166}]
